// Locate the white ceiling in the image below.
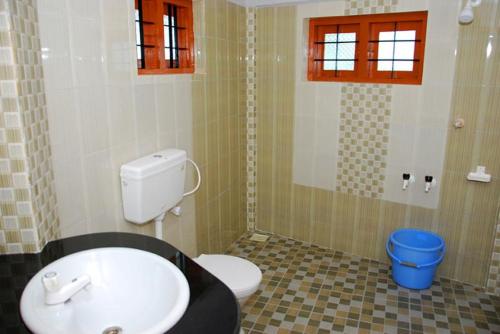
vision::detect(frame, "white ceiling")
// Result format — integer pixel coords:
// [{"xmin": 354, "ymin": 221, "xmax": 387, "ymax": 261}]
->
[{"xmin": 229, "ymin": 0, "xmax": 340, "ymax": 7}]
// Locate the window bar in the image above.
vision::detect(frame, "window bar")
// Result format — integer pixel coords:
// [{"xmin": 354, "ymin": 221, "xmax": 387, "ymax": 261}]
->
[
  {"xmin": 334, "ymin": 24, "xmax": 339, "ymax": 77},
  {"xmin": 137, "ymin": 0, "xmax": 145, "ymax": 69},
  {"xmin": 173, "ymin": 5, "xmax": 179, "ymax": 68},
  {"xmin": 369, "ymin": 39, "xmax": 420, "ymax": 43},
  {"xmin": 368, "ymin": 59, "xmax": 419, "ymax": 61},
  {"xmin": 315, "ymin": 41, "xmax": 360, "ymax": 44},
  {"xmin": 167, "ymin": 4, "xmax": 174, "ymax": 68},
  {"xmin": 315, "ymin": 58, "xmax": 359, "ymax": 61},
  {"xmin": 390, "ymin": 22, "xmax": 397, "ymax": 78}
]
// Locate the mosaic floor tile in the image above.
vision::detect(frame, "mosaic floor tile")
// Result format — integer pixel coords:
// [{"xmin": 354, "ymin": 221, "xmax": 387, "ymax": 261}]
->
[{"xmin": 226, "ymin": 232, "xmax": 500, "ymax": 334}]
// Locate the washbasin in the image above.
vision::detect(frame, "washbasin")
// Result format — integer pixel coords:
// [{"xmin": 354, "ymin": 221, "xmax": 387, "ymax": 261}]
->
[{"xmin": 20, "ymin": 247, "xmax": 190, "ymax": 334}]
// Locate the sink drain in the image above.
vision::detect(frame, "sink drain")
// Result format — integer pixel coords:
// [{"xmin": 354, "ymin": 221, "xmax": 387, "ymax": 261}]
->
[{"xmin": 102, "ymin": 326, "xmax": 123, "ymax": 334}]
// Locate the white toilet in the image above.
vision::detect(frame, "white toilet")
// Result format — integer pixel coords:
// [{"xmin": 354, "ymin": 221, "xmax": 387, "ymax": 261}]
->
[
  {"xmin": 120, "ymin": 149, "xmax": 263, "ymax": 333},
  {"xmin": 193, "ymin": 254, "xmax": 262, "ymax": 305}
]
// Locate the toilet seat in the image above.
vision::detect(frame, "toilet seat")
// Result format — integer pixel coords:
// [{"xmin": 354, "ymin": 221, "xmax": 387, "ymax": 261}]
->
[{"xmin": 194, "ymin": 254, "xmax": 262, "ymax": 298}]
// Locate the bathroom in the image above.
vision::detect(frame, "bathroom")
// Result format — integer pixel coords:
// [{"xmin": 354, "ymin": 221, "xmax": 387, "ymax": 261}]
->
[{"xmin": 0, "ymin": 0, "xmax": 499, "ymax": 332}]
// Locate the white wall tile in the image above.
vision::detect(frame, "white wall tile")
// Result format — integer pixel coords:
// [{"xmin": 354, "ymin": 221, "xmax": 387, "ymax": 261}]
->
[
  {"xmin": 78, "ymin": 85, "xmax": 110, "ymax": 154},
  {"xmin": 7, "ymin": 243, "xmax": 22, "ymax": 254},
  {"xmin": 59, "ymin": 220, "xmax": 89, "ymax": 238},
  {"xmin": 12, "ymin": 173, "xmax": 29, "ymax": 188},
  {"xmin": 0, "ymin": 159, "xmax": 10, "ymax": 173},
  {"xmin": 52, "ymin": 157, "xmax": 89, "ymax": 231},
  {"xmin": 3, "ymin": 112, "xmax": 21, "ymax": 128},
  {"xmin": 134, "ymin": 84, "xmax": 158, "ymax": 141},
  {"xmin": 38, "ymin": 0, "xmax": 196, "ymax": 245},
  {"xmin": 37, "ymin": 7, "xmax": 73, "ymax": 93},
  {"xmin": 8, "ymin": 143, "xmax": 25, "ymax": 159},
  {"xmin": 16, "ymin": 202, "xmax": 33, "ymax": 215},
  {"xmin": 21, "ymin": 229, "xmax": 37, "ymax": 243},
  {"xmin": 155, "ymin": 83, "xmax": 178, "ymax": 135},
  {"xmin": 82, "ymin": 150, "xmax": 117, "ymax": 230},
  {"xmin": 0, "ymin": 188, "xmax": 15, "ymax": 201},
  {"xmin": 3, "ymin": 216, "xmax": 18, "ymax": 230},
  {"xmin": 107, "ymin": 84, "xmax": 136, "ymax": 147}
]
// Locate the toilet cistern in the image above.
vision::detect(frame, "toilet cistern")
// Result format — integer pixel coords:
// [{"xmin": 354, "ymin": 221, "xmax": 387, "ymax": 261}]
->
[
  {"xmin": 42, "ymin": 271, "xmax": 91, "ymax": 305},
  {"xmin": 120, "ymin": 149, "xmax": 201, "ymax": 240}
]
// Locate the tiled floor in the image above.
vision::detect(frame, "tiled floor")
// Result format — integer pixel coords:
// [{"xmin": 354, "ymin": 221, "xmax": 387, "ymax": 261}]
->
[{"xmin": 226, "ymin": 233, "xmax": 500, "ymax": 334}]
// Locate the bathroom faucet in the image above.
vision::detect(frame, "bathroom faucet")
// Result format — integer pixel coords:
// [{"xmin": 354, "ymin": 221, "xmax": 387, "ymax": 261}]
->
[
  {"xmin": 42, "ymin": 271, "xmax": 91, "ymax": 305},
  {"xmin": 424, "ymin": 175, "xmax": 435, "ymax": 193}
]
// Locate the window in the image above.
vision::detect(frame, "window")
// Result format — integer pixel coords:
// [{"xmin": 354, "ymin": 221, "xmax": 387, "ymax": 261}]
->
[
  {"xmin": 135, "ymin": 0, "xmax": 194, "ymax": 75},
  {"xmin": 308, "ymin": 11, "xmax": 427, "ymax": 84}
]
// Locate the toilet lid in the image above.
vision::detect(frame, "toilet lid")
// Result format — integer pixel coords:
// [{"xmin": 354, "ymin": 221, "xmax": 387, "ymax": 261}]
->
[{"xmin": 194, "ymin": 254, "xmax": 262, "ymax": 297}]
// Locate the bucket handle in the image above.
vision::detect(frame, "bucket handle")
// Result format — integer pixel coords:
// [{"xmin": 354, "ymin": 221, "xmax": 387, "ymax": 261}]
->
[{"xmin": 386, "ymin": 239, "xmax": 446, "ymax": 269}]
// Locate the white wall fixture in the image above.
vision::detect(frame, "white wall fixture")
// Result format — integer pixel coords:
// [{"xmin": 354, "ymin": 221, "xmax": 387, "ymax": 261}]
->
[
  {"xmin": 454, "ymin": 118, "xmax": 465, "ymax": 128},
  {"xmin": 424, "ymin": 176, "xmax": 437, "ymax": 193},
  {"xmin": 21, "ymin": 248, "xmax": 190, "ymax": 334},
  {"xmin": 467, "ymin": 166, "xmax": 491, "ymax": 183},
  {"xmin": 402, "ymin": 173, "xmax": 416, "ymax": 190},
  {"xmin": 120, "ymin": 149, "xmax": 201, "ymax": 240},
  {"xmin": 459, "ymin": 0, "xmax": 481, "ymax": 24}
]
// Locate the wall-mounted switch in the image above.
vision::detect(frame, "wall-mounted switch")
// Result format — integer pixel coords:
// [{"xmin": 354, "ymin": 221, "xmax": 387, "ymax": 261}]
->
[
  {"xmin": 402, "ymin": 173, "xmax": 416, "ymax": 190},
  {"xmin": 424, "ymin": 176, "xmax": 436, "ymax": 193}
]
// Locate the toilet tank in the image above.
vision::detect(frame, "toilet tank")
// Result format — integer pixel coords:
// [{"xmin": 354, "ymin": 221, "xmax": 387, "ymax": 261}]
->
[{"xmin": 120, "ymin": 149, "xmax": 186, "ymax": 224}]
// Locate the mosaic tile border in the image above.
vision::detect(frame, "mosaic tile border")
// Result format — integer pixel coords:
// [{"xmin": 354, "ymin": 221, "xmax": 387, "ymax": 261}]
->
[
  {"xmin": 246, "ymin": 7, "xmax": 256, "ymax": 231},
  {"xmin": 334, "ymin": 0, "xmax": 397, "ymax": 199},
  {"xmin": 0, "ymin": 0, "xmax": 37, "ymax": 254},
  {"xmin": 336, "ymin": 84, "xmax": 391, "ymax": 199},
  {"xmin": 344, "ymin": 0, "xmax": 398, "ymax": 15},
  {"xmin": 0, "ymin": 0, "xmax": 59, "ymax": 254},
  {"xmin": 487, "ymin": 218, "xmax": 500, "ymax": 296}
]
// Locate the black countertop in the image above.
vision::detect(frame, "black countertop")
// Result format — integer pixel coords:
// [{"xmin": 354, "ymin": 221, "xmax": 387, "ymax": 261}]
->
[{"xmin": 0, "ymin": 232, "xmax": 240, "ymax": 334}]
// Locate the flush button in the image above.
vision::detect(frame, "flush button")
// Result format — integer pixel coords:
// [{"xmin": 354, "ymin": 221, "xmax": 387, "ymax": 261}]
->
[{"xmin": 153, "ymin": 155, "xmax": 162, "ymax": 158}]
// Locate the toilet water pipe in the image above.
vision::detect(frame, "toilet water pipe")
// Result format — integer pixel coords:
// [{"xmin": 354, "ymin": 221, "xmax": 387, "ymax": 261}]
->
[
  {"xmin": 183, "ymin": 159, "xmax": 201, "ymax": 196},
  {"xmin": 154, "ymin": 212, "xmax": 166, "ymax": 240},
  {"xmin": 154, "ymin": 158, "xmax": 201, "ymax": 240}
]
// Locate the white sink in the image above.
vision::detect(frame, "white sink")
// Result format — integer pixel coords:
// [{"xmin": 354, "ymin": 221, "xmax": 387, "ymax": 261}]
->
[{"xmin": 20, "ymin": 247, "xmax": 190, "ymax": 334}]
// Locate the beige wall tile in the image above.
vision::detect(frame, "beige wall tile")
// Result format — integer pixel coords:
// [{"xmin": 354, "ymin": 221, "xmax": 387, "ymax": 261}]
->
[
  {"xmin": 254, "ymin": 0, "xmax": 500, "ymax": 288},
  {"xmin": 193, "ymin": 0, "xmax": 247, "ymax": 254}
]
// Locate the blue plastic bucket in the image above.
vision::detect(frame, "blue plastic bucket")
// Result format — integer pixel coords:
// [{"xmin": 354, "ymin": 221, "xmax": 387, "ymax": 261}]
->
[{"xmin": 386, "ymin": 229, "xmax": 445, "ymax": 290}]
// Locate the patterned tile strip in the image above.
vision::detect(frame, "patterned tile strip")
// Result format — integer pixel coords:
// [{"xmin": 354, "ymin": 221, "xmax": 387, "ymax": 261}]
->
[
  {"xmin": 487, "ymin": 217, "xmax": 500, "ymax": 296},
  {"xmin": 0, "ymin": 0, "xmax": 59, "ymax": 254},
  {"xmin": 0, "ymin": 0, "xmax": 37, "ymax": 254},
  {"xmin": 246, "ymin": 7, "xmax": 256, "ymax": 231},
  {"xmin": 344, "ymin": 0, "xmax": 398, "ymax": 15},
  {"xmin": 333, "ymin": 0, "xmax": 398, "ymax": 199},
  {"xmin": 336, "ymin": 84, "xmax": 391, "ymax": 199}
]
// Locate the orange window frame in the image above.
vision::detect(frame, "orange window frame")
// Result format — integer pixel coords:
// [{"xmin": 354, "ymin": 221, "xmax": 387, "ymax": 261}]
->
[
  {"xmin": 308, "ymin": 11, "xmax": 428, "ymax": 85},
  {"xmin": 312, "ymin": 23, "xmax": 360, "ymax": 81},
  {"xmin": 136, "ymin": 0, "xmax": 195, "ymax": 75}
]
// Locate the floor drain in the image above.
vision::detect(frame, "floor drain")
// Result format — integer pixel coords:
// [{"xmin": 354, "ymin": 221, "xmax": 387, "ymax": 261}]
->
[
  {"xmin": 102, "ymin": 326, "xmax": 123, "ymax": 334},
  {"xmin": 249, "ymin": 233, "xmax": 269, "ymax": 242}
]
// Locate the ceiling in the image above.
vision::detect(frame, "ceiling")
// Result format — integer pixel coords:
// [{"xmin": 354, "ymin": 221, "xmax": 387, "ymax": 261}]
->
[{"xmin": 229, "ymin": 0, "xmax": 339, "ymax": 7}]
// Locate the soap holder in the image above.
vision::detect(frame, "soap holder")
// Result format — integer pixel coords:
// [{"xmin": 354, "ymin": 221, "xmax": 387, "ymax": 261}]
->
[{"xmin": 467, "ymin": 166, "xmax": 491, "ymax": 183}]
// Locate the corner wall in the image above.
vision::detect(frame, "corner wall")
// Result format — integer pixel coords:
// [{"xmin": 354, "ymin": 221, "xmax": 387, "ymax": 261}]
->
[
  {"xmin": 37, "ymin": 0, "xmax": 198, "ymax": 256},
  {"xmin": 37, "ymin": 0, "xmax": 247, "ymax": 257},
  {"xmin": 0, "ymin": 0, "xmax": 59, "ymax": 254},
  {"xmin": 192, "ymin": 0, "xmax": 248, "ymax": 254}
]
